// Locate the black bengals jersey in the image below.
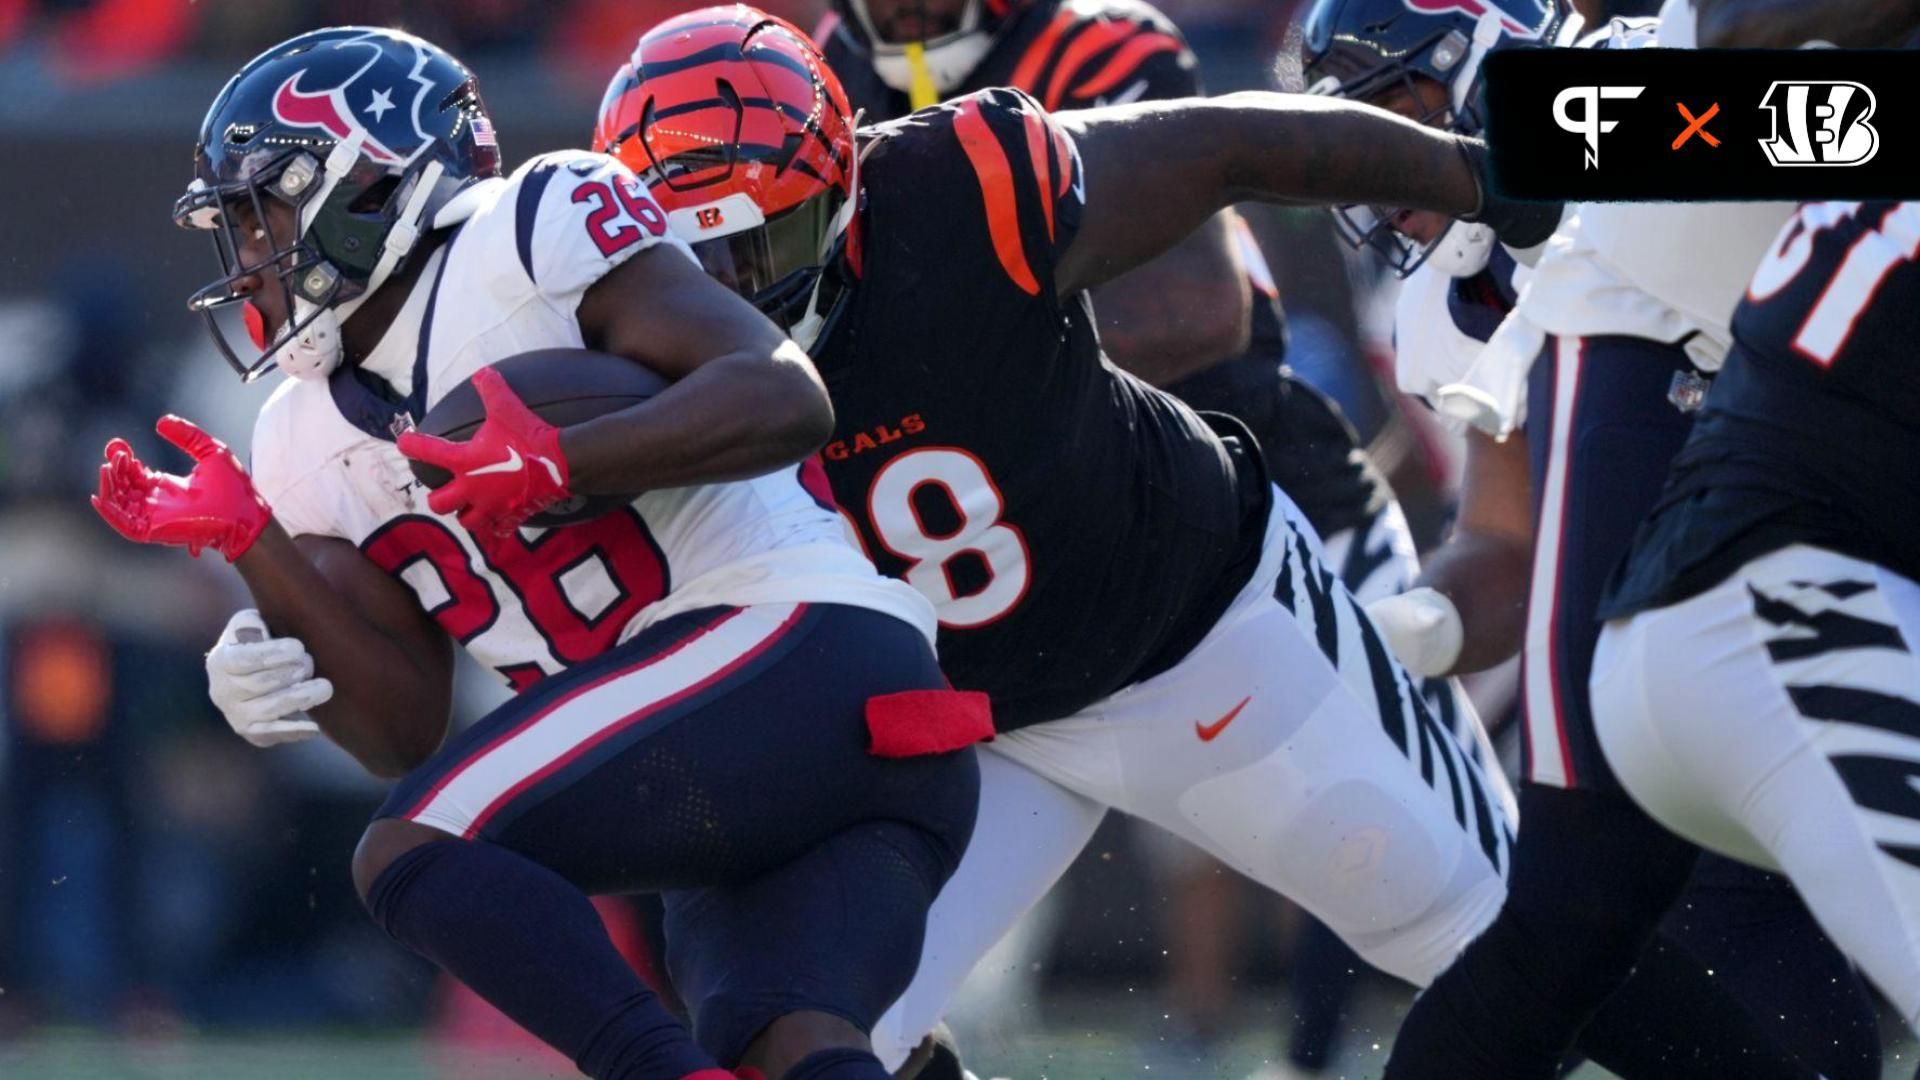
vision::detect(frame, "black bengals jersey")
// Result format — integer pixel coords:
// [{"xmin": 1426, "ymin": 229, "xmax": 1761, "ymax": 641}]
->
[
  {"xmin": 819, "ymin": 0, "xmax": 1379, "ymax": 539},
  {"xmin": 1604, "ymin": 201, "xmax": 1920, "ymax": 617},
  {"xmin": 813, "ymin": 88, "xmax": 1268, "ymax": 730}
]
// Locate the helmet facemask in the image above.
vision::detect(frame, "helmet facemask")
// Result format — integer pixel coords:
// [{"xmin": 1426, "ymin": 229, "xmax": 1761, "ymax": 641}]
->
[
  {"xmin": 1305, "ymin": 4, "xmax": 1567, "ymax": 278},
  {"xmin": 842, "ymin": 0, "xmax": 993, "ymax": 104},
  {"xmin": 179, "ymin": 28, "xmax": 502, "ymax": 382}
]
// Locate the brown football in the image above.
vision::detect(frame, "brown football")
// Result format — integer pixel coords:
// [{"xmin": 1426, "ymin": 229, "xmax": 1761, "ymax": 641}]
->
[{"xmin": 409, "ymin": 348, "xmax": 670, "ymax": 527}]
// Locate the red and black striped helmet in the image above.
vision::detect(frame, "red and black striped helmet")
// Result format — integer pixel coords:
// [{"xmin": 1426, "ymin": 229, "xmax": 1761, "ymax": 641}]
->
[{"xmin": 595, "ymin": 6, "xmax": 855, "ymax": 325}]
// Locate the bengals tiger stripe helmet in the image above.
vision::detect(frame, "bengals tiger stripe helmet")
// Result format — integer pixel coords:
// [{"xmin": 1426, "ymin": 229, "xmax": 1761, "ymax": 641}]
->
[{"xmin": 595, "ymin": 6, "xmax": 856, "ymax": 337}]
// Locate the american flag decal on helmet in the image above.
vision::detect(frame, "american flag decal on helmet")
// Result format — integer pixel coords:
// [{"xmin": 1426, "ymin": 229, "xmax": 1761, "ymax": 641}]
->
[{"xmin": 471, "ymin": 115, "xmax": 497, "ymax": 148}]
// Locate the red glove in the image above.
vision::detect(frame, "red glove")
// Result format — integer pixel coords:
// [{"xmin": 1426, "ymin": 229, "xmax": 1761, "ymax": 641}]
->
[
  {"xmin": 396, "ymin": 367, "xmax": 571, "ymax": 537},
  {"xmin": 90, "ymin": 416, "xmax": 272, "ymax": 562}
]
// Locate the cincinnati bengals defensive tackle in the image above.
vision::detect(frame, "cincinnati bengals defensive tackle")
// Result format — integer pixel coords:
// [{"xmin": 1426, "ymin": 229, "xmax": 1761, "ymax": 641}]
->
[
  {"xmin": 91, "ymin": 25, "xmax": 986, "ymax": 1080},
  {"xmin": 596, "ymin": 7, "xmax": 1560, "ymax": 1069},
  {"xmin": 819, "ymin": 0, "xmax": 1410, "ymax": 608}
]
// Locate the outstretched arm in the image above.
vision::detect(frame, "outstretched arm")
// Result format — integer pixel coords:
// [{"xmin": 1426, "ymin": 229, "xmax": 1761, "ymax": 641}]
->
[{"xmin": 1054, "ymin": 93, "xmax": 1541, "ymax": 296}]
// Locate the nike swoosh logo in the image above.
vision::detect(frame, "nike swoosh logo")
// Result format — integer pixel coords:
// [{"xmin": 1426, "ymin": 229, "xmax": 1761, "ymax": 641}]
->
[
  {"xmin": 469, "ymin": 447, "xmax": 524, "ymax": 476},
  {"xmin": 1195, "ymin": 696, "xmax": 1252, "ymax": 742}
]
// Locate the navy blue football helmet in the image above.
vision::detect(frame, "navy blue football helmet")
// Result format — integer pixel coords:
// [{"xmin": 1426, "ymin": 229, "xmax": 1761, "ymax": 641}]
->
[
  {"xmin": 1300, "ymin": 0, "xmax": 1569, "ymax": 276},
  {"xmin": 175, "ymin": 27, "xmax": 502, "ymax": 381}
]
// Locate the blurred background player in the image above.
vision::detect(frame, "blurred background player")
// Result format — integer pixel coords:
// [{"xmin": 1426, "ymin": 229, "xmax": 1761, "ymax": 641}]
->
[
  {"xmin": 1593, "ymin": 198, "xmax": 1920, "ymax": 1040},
  {"xmin": 596, "ymin": 7, "xmax": 1567, "ymax": 1078},
  {"xmin": 1306, "ymin": 0, "xmax": 1886, "ymax": 1076},
  {"xmin": 92, "ymin": 25, "xmax": 985, "ymax": 1080},
  {"xmin": 812, "ymin": 4, "xmax": 1494, "ymax": 1069}
]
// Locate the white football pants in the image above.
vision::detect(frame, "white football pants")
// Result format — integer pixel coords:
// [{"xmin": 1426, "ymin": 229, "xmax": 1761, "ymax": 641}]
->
[
  {"xmin": 1593, "ymin": 543, "xmax": 1920, "ymax": 1032},
  {"xmin": 871, "ymin": 490, "xmax": 1516, "ymax": 1068}
]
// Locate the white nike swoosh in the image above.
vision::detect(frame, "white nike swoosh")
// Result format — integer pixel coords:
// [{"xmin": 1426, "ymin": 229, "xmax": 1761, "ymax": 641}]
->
[{"xmin": 469, "ymin": 447, "xmax": 524, "ymax": 476}]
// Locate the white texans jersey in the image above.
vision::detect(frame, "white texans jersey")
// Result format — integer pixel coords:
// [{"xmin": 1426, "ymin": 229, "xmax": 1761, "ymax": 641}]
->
[
  {"xmin": 1522, "ymin": 0, "xmax": 1792, "ymax": 372},
  {"xmin": 1390, "ymin": 15, "xmax": 1647, "ymax": 427},
  {"xmin": 251, "ymin": 150, "xmax": 934, "ymax": 690}
]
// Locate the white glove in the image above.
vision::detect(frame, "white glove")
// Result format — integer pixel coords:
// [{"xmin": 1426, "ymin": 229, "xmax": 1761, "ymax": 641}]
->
[
  {"xmin": 206, "ymin": 609, "xmax": 331, "ymax": 747},
  {"xmin": 1365, "ymin": 587, "xmax": 1465, "ymax": 678}
]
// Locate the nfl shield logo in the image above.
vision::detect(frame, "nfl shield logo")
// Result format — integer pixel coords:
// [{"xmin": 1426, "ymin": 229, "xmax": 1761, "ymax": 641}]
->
[{"xmin": 1668, "ymin": 370, "xmax": 1711, "ymax": 413}]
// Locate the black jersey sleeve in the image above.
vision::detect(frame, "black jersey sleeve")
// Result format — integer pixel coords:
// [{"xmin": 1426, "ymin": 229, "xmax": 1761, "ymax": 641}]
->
[{"xmin": 866, "ymin": 87, "xmax": 1085, "ymax": 298}]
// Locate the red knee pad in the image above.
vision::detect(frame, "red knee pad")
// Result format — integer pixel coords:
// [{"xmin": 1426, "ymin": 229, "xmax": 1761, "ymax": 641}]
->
[{"xmin": 865, "ymin": 690, "xmax": 993, "ymax": 757}]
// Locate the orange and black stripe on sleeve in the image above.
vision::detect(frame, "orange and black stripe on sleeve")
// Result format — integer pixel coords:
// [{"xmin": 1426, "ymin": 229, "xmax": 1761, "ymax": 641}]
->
[{"xmin": 951, "ymin": 97, "xmax": 1071, "ymax": 297}]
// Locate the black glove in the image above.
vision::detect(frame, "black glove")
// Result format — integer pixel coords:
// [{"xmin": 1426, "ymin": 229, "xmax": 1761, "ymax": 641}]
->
[{"xmin": 1455, "ymin": 137, "xmax": 1563, "ymax": 250}]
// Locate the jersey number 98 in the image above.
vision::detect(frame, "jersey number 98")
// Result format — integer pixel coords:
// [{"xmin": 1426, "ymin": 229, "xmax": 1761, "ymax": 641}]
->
[{"xmin": 866, "ymin": 448, "xmax": 1031, "ymax": 629}]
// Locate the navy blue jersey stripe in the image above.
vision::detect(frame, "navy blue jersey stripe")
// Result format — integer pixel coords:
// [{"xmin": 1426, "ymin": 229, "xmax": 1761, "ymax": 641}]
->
[{"xmin": 515, "ymin": 159, "xmax": 561, "ymax": 284}]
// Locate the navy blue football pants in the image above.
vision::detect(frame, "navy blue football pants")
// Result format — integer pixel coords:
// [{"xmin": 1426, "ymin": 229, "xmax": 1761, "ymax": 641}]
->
[
  {"xmin": 1384, "ymin": 335, "xmax": 1877, "ymax": 1079},
  {"xmin": 374, "ymin": 602, "xmax": 980, "ymax": 1066}
]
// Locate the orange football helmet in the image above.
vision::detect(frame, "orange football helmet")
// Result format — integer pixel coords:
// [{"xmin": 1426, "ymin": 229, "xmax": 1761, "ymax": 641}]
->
[{"xmin": 595, "ymin": 6, "xmax": 857, "ymax": 328}]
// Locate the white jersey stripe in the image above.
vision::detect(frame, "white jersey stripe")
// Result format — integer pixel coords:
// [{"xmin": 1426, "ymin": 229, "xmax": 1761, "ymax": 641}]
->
[
  {"xmin": 1523, "ymin": 336, "xmax": 1584, "ymax": 788},
  {"xmin": 405, "ymin": 603, "xmax": 805, "ymax": 837}
]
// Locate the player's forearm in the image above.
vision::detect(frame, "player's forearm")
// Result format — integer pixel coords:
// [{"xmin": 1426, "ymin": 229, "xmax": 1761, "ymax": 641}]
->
[
  {"xmin": 235, "ymin": 526, "xmax": 450, "ymax": 776},
  {"xmin": 1207, "ymin": 92, "xmax": 1482, "ymax": 215},
  {"xmin": 560, "ymin": 343, "xmax": 833, "ymax": 495},
  {"xmin": 1414, "ymin": 533, "xmax": 1533, "ymax": 674},
  {"xmin": 1062, "ymin": 94, "xmax": 1483, "ymax": 293}
]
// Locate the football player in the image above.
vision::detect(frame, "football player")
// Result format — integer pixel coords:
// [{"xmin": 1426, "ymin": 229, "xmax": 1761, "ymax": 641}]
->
[
  {"xmin": 1593, "ymin": 199, "xmax": 1920, "ymax": 1036},
  {"xmin": 817, "ymin": 0, "xmax": 1488, "ymax": 1068},
  {"xmin": 819, "ymin": 0, "xmax": 1431, "ymax": 641},
  {"xmin": 1306, "ymin": 0, "xmax": 1881, "ymax": 1076},
  {"xmin": 90, "ymin": 27, "xmax": 986, "ymax": 1080},
  {"xmin": 596, "ymin": 7, "xmax": 1562, "ymax": 1072}
]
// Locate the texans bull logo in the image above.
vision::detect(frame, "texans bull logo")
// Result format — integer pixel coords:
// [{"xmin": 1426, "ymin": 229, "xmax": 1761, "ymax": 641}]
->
[
  {"xmin": 270, "ymin": 31, "xmax": 442, "ymax": 165},
  {"xmin": 1402, "ymin": 0, "xmax": 1548, "ymax": 39}
]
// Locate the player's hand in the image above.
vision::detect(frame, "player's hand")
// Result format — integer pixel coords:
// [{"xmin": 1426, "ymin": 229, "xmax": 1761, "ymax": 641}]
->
[
  {"xmin": 1365, "ymin": 587, "xmax": 1465, "ymax": 678},
  {"xmin": 207, "ymin": 609, "xmax": 330, "ymax": 747},
  {"xmin": 90, "ymin": 416, "xmax": 272, "ymax": 561},
  {"xmin": 1455, "ymin": 138, "xmax": 1564, "ymax": 254},
  {"xmin": 396, "ymin": 368, "xmax": 570, "ymax": 537}
]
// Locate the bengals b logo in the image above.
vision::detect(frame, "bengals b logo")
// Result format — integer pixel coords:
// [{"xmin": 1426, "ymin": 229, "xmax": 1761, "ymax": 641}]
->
[
  {"xmin": 1758, "ymin": 81, "xmax": 1879, "ymax": 167},
  {"xmin": 696, "ymin": 207, "xmax": 725, "ymax": 229}
]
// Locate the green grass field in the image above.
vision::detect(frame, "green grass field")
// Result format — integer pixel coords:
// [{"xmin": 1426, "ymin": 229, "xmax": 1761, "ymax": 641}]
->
[{"xmin": 6, "ymin": 988, "xmax": 1915, "ymax": 1080}]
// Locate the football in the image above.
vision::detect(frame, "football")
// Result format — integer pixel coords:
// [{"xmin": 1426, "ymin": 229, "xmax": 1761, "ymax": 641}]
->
[{"xmin": 408, "ymin": 348, "xmax": 670, "ymax": 526}]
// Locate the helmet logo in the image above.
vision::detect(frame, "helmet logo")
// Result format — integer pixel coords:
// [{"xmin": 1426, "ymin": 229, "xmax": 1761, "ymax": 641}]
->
[
  {"xmin": 1402, "ymin": 0, "xmax": 1542, "ymax": 39},
  {"xmin": 269, "ymin": 33, "xmax": 444, "ymax": 166},
  {"xmin": 697, "ymin": 207, "xmax": 726, "ymax": 230}
]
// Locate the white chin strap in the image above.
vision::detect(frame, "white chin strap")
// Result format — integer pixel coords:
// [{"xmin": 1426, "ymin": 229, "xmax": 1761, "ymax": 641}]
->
[
  {"xmin": 275, "ymin": 157, "xmax": 448, "ymax": 381},
  {"xmin": 1426, "ymin": 220, "xmax": 1496, "ymax": 278}
]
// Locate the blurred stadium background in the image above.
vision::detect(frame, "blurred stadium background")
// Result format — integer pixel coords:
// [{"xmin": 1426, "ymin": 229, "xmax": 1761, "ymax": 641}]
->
[{"xmin": 1, "ymin": 1, "xmax": 1914, "ymax": 1077}]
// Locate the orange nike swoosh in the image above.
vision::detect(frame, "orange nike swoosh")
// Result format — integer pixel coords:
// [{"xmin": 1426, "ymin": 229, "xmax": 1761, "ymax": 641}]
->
[{"xmin": 1195, "ymin": 696, "xmax": 1253, "ymax": 742}]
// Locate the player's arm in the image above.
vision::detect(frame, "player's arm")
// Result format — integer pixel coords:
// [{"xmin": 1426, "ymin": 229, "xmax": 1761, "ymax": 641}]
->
[
  {"xmin": 564, "ymin": 243, "xmax": 833, "ymax": 494},
  {"xmin": 235, "ymin": 526, "xmax": 455, "ymax": 777},
  {"xmin": 1054, "ymin": 29, "xmax": 1253, "ymax": 386},
  {"xmin": 1696, "ymin": 0, "xmax": 1920, "ymax": 47},
  {"xmin": 1053, "ymin": 93, "xmax": 1553, "ymax": 297},
  {"xmin": 1375, "ymin": 428, "xmax": 1534, "ymax": 676},
  {"xmin": 90, "ymin": 419, "xmax": 453, "ymax": 777},
  {"xmin": 1089, "ymin": 203, "xmax": 1251, "ymax": 387}
]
